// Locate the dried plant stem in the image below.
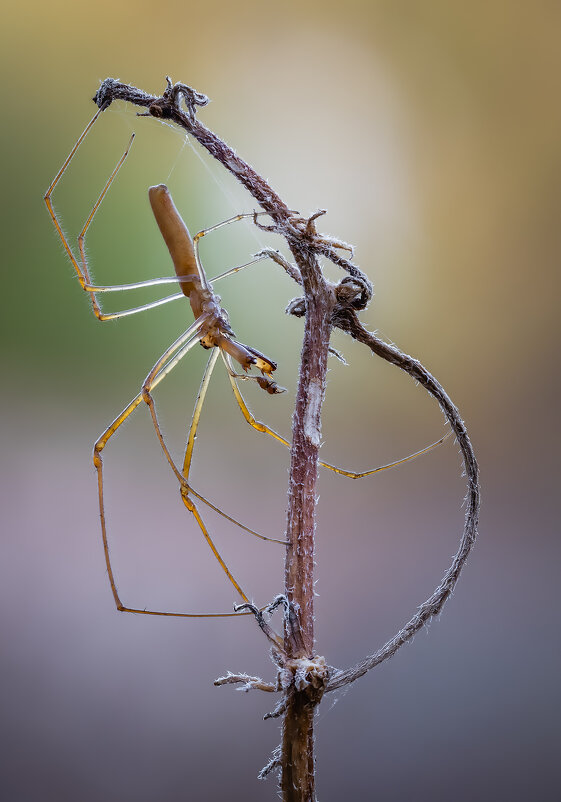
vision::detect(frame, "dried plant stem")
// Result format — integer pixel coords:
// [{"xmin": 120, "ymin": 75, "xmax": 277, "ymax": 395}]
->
[
  {"xmin": 281, "ymin": 260, "xmax": 334, "ymax": 800},
  {"xmin": 91, "ymin": 77, "xmax": 480, "ymax": 802}
]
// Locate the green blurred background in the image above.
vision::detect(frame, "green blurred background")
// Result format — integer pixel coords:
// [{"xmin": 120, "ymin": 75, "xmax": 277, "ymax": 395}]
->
[{"xmin": 2, "ymin": 1, "xmax": 559, "ymax": 800}]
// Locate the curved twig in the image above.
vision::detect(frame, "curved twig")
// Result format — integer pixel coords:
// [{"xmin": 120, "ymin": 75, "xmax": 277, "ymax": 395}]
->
[{"xmin": 325, "ymin": 309, "xmax": 480, "ymax": 691}]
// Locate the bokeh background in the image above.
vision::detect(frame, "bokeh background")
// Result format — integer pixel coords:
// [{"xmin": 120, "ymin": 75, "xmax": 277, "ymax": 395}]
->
[{"xmin": 1, "ymin": 2, "xmax": 559, "ymax": 800}]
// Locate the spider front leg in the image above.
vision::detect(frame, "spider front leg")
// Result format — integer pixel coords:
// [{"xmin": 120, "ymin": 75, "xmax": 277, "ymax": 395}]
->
[
  {"xmin": 44, "ymin": 109, "xmax": 128, "ymax": 318},
  {"xmin": 45, "ymin": 113, "xmax": 189, "ymax": 321},
  {"xmin": 44, "ymin": 109, "xmax": 104, "ymax": 300}
]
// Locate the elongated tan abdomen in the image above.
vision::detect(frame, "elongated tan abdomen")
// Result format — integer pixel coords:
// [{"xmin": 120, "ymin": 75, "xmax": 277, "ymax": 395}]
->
[{"xmin": 148, "ymin": 184, "xmax": 199, "ymax": 298}]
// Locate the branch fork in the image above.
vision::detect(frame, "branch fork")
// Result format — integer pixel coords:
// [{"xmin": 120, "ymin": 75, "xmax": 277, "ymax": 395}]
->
[{"xmin": 216, "ymin": 596, "xmax": 330, "ymax": 720}]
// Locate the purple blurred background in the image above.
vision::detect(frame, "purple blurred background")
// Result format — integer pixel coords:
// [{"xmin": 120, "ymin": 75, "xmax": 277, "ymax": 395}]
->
[{"xmin": 1, "ymin": 2, "xmax": 559, "ymax": 800}]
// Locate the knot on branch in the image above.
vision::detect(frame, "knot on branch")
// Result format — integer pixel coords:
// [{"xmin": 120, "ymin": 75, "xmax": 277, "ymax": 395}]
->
[
  {"xmin": 287, "ymin": 274, "xmax": 371, "ymax": 327},
  {"xmin": 279, "ymin": 655, "xmax": 330, "ymax": 706},
  {"xmin": 144, "ymin": 77, "xmax": 210, "ymax": 121},
  {"xmin": 288, "ymin": 210, "xmax": 352, "ymax": 257},
  {"xmin": 165, "ymin": 76, "xmax": 209, "ymax": 118},
  {"xmin": 334, "ymin": 275, "xmax": 372, "ymax": 311},
  {"xmin": 285, "ymin": 211, "xmax": 374, "ymax": 306},
  {"xmin": 94, "ymin": 78, "xmax": 120, "ymax": 110},
  {"xmin": 251, "ymin": 207, "xmax": 372, "ymax": 303},
  {"xmin": 262, "ymin": 654, "xmax": 330, "ymax": 720},
  {"xmin": 285, "ymin": 297, "xmax": 306, "ymax": 317}
]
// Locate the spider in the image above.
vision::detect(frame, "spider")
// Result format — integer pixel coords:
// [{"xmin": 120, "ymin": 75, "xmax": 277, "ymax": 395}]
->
[{"xmin": 44, "ymin": 109, "xmax": 448, "ymax": 618}]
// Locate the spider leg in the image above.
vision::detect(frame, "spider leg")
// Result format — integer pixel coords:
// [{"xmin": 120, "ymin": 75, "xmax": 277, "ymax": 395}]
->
[
  {"xmin": 224, "ymin": 358, "xmax": 451, "ymax": 476},
  {"xmin": 178, "ymin": 351, "xmax": 288, "ymax": 547},
  {"xmin": 44, "ymin": 109, "xmax": 105, "ymax": 287},
  {"xmin": 75, "ymin": 132, "xmax": 135, "ymax": 318},
  {"xmin": 93, "ymin": 291, "xmax": 186, "ymax": 321},
  {"xmin": 192, "ymin": 211, "xmax": 287, "ymax": 290},
  {"xmin": 141, "ymin": 351, "xmax": 251, "ymax": 604},
  {"xmin": 208, "ymin": 253, "xmax": 271, "ymax": 283},
  {"xmin": 317, "ymin": 432, "xmax": 453, "ymax": 478},
  {"xmin": 138, "ymin": 334, "xmax": 286, "ymax": 544},
  {"xmin": 45, "ymin": 115, "xmax": 190, "ymax": 321},
  {"xmin": 93, "ymin": 314, "xmax": 253, "ymax": 617},
  {"xmin": 143, "ymin": 348, "xmax": 291, "ymax": 610},
  {"xmin": 181, "ymin": 349, "xmax": 220, "ymax": 483},
  {"xmin": 44, "ymin": 108, "xmax": 137, "ymax": 317},
  {"xmin": 83, "ymin": 275, "xmax": 200, "ymax": 292},
  {"xmin": 140, "ymin": 325, "xmax": 279, "ymax": 606},
  {"xmin": 210, "ymin": 248, "xmax": 302, "ymax": 287},
  {"xmin": 223, "ymin": 353, "xmax": 292, "ymax": 448}
]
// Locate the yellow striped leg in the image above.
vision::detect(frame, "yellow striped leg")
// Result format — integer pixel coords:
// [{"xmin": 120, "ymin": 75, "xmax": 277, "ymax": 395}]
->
[{"xmin": 224, "ymin": 357, "xmax": 451, "ymax": 477}]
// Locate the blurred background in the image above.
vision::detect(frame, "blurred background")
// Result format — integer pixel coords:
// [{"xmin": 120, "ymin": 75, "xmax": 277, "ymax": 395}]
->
[{"xmin": 1, "ymin": 1, "xmax": 559, "ymax": 800}]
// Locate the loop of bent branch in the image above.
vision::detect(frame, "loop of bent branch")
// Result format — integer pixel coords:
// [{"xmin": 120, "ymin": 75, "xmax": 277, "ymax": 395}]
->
[{"xmin": 326, "ymin": 309, "xmax": 480, "ymax": 692}]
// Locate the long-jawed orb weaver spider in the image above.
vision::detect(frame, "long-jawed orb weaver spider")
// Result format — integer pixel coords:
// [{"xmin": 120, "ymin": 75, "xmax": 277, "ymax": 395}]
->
[{"xmin": 44, "ymin": 109, "xmax": 449, "ymax": 618}]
